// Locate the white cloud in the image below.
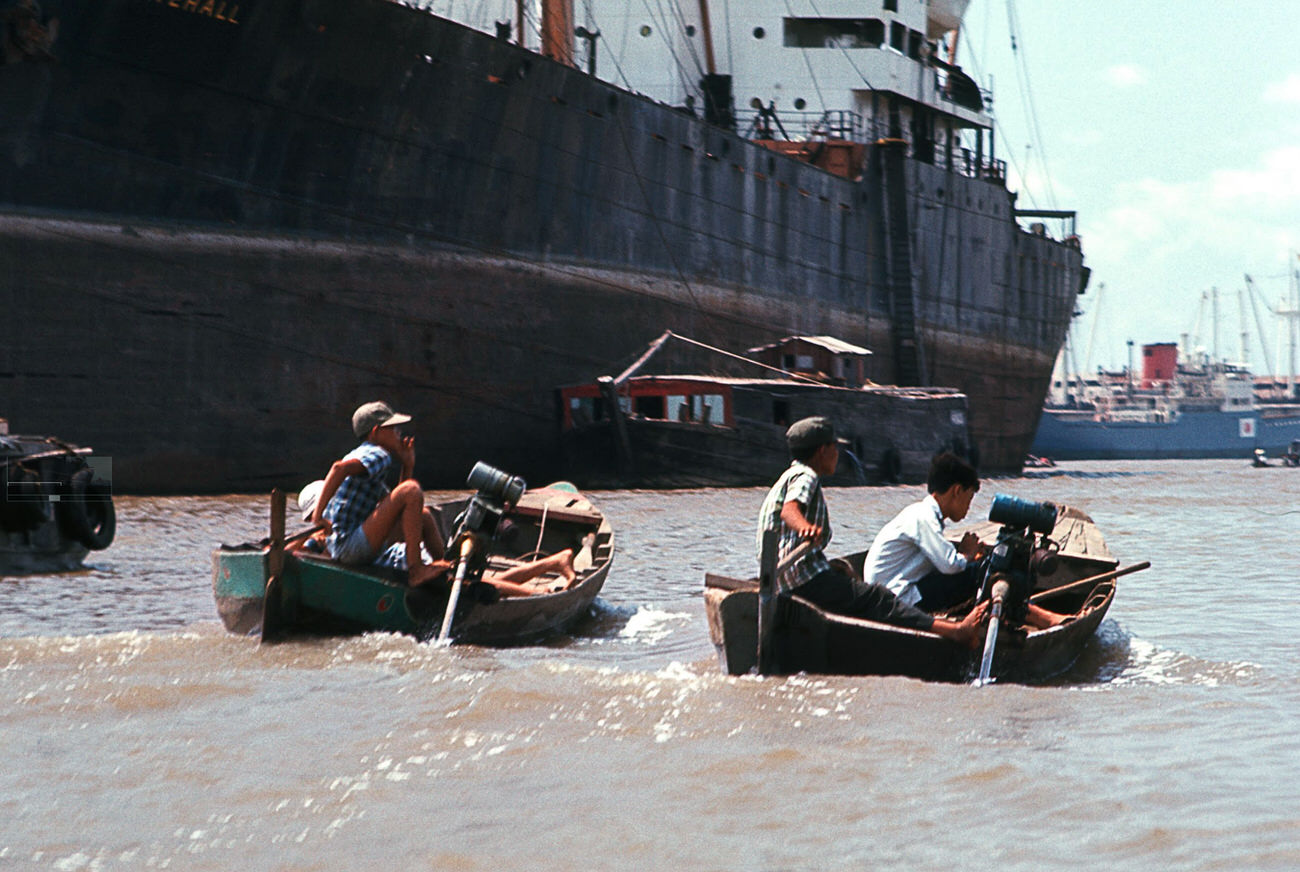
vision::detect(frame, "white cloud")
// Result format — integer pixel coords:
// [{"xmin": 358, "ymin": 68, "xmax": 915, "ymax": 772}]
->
[
  {"xmin": 1077, "ymin": 144, "xmax": 1300, "ymax": 368},
  {"xmin": 1102, "ymin": 64, "xmax": 1146, "ymax": 87},
  {"xmin": 1263, "ymin": 72, "xmax": 1300, "ymax": 103}
]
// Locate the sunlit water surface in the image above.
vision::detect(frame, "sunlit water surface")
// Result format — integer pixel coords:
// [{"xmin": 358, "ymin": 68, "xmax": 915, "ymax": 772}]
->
[{"xmin": 2, "ymin": 460, "xmax": 1298, "ymax": 870}]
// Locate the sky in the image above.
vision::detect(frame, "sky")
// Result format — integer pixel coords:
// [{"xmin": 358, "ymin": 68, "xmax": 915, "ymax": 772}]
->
[{"xmin": 958, "ymin": 0, "xmax": 1300, "ymax": 375}]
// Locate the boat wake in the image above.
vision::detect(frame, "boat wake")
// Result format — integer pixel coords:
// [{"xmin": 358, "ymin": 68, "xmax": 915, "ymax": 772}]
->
[{"xmin": 1060, "ymin": 620, "xmax": 1262, "ymax": 687}]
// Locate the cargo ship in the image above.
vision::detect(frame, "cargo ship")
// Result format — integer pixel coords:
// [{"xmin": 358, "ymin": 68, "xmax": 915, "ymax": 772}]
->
[
  {"xmin": 1031, "ymin": 342, "xmax": 1300, "ymax": 459},
  {"xmin": 2, "ymin": 0, "xmax": 1087, "ymax": 492}
]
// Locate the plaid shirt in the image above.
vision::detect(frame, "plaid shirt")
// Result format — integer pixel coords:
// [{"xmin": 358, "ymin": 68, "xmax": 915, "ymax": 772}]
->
[
  {"xmin": 755, "ymin": 461, "xmax": 832, "ymax": 594},
  {"xmin": 324, "ymin": 441, "xmax": 393, "ymax": 552}
]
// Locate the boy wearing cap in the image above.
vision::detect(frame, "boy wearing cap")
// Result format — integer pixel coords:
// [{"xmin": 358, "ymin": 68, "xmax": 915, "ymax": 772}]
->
[
  {"xmin": 756, "ymin": 417, "xmax": 985, "ymax": 647},
  {"xmin": 311, "ymin": 401, "xmax": 446, "ymax": 587}
]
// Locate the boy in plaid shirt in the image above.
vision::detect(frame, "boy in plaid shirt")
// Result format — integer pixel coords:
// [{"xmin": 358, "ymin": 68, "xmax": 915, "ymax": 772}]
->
[
  {"xmin": 757, "ymin": 417, "xmax": 985, "ymax": 646},
  {"xmin": 310, "ymin": 401, "xmax": 446, "ymax": 587}
]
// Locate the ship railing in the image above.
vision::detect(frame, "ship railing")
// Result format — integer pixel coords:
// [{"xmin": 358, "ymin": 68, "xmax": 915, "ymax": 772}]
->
[
  {"xmin": 749, "ymin": 109, "xmax": 865, "ymax": 143},
  {"xmin": 746, "ymin": 108, "xmax": 1008, "ymax": 182}
]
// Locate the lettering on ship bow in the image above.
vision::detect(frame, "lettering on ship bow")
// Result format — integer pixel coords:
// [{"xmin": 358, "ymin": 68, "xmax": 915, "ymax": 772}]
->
[{"xmin": 145, "ymin": 0, "xmax": 242, "ymax": 25}]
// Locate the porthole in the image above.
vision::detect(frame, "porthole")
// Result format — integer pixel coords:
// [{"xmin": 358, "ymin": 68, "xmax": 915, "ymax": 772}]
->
[
  {"xmin": 753, "ymin": 26, "xmax": 766, "ymax": 39},
  {"xmin": 794, "ymin": 98, "xmax": 806, "ymax": 110},
  {"xmin": 686, "ymin": 24, "xmax": 696, "ymax": 37},
  {"xmin": 639, "ymin": 25, "xmax": 652, "ymax": 37}
]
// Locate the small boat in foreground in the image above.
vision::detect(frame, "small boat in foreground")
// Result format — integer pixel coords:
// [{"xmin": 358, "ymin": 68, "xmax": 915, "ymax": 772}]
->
[
  {"xmin": 705, "ymin": 502, "xmax": 1142, "ymax": 684},
  {"xmin": 1, "ymin": 421, "xmax": 116, "ymax": 575},
  {"xmin": 213, "ymin": 479, "xmax": 614, "ymax": 644}
]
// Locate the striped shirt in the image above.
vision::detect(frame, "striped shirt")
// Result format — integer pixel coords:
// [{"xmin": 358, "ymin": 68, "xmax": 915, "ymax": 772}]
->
[
  {"xmin": 324, "ymin": 441, "xmax": 393, "ymax": 554},
  {"xmin": 755, "ymin": 461, "xmax": 832, "ymax": 593}
]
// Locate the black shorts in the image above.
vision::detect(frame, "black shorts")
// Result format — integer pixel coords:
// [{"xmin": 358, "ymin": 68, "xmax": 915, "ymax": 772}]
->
[
  {"xmin": 913, "ymin": 564, "xmax": 981, "ymax": 613},
  {"xmin": 792, "ymin": 568, "xmax": 935, "ymax": 633}
]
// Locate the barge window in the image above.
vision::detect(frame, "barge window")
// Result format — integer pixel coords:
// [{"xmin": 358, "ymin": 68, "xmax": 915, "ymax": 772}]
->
[
  {"xmin": 883, "ymin": 0, "xmax": 897, "ymax": 11},
  {"xmin": 568, "ymin": 396, "xmax": 599, "ymax": 426},
  {"xmin": 635, "ymin": 395, "xmax": 665, "ymax": 418},
  {"xmin": 783, "ymin": 18, "xmax": 884, "ymax": 49},
  {"xmin": 695, "ymin": 394, "xmax": 725, "ymax": 424}
]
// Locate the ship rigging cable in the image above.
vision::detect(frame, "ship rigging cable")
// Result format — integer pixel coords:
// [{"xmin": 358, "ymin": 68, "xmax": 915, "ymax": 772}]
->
[{"xmin": 1002, "ymin": 0, "xmax": 1057, "ymax": 211}]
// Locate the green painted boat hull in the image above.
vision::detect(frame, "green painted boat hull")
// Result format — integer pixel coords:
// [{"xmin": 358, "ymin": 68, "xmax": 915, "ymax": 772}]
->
[{"xmin": 213, "ymin": 486, "xmax": 613, "ymax": 644}]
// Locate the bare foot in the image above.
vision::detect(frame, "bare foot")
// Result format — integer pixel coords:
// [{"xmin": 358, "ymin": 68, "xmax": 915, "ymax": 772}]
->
[
  {"xmin": 573, "ymin": 534, "xmax": 596, "ymax": 572},
  {"xmin": 408, "ymin": 559, "xmax": 450, "ymax": 588},
  {"xmin": 943, "ymin": 601, "xmax": 989, "ymax": 650}
]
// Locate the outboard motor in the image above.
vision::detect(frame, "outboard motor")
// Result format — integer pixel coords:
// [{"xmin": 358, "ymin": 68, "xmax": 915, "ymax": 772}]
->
[
  {"xmin": 972, "ymin": 494, "xmax": 1060, "ymax": 685},
  {"xmin": 436, "ymin": 462, "xmax": 527, "ymax": 644},
  {"xmin": 975, "ymin": 494, "xmax": 1059, "ymax": 626}
]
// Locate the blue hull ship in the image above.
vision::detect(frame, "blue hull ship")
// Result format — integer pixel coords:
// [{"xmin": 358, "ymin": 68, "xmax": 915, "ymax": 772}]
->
[
  {"xmin": 1032, "ymin": 406, "xmax": 1300, "ymax": 460},
  {"xmin": 1032, "ymin": 341, "xmax": 1300, "ymax": 460}
]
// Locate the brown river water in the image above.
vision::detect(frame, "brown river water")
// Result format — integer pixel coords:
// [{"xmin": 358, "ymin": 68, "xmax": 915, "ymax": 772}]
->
[{"xmin": 2, "ymin": 460, "xmax": 1298, "ymax": 870}]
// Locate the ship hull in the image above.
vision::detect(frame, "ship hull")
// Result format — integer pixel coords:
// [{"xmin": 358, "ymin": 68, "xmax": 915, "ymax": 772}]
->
[
  {"xmin": 1032, "ymin": 408, "xmax": 1300, "ymax": 460},
  {"xmin": 2, "ymin": 0, "xmax": 1084, "ymax": 491}
]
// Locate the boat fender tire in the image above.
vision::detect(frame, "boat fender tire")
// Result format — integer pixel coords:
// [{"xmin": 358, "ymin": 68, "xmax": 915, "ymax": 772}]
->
[
  {"xmin": 879, "ymin": 447, "xmax": 902, "ymax": 484},
  {"xmin": 56, "ymin": 468, "xmax": 116, "ymax": 550}
]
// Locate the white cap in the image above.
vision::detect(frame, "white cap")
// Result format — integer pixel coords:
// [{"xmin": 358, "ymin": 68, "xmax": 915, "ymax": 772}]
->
[{"xmin": 297, "ymin": 479, "xmax": 325, "ymax": 521}]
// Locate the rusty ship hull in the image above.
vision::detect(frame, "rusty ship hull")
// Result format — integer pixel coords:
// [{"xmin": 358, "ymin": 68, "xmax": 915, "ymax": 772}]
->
[{"xmin": 1, "ymin": 0, "xmax": 1085, "ymax": 491}]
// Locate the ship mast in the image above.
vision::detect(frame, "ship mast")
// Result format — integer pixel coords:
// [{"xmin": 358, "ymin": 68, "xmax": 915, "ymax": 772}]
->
[
  {"xmin": 698, "ymin": 0, "xmax": 717, "ymax": 75},
  {"xmin": 541, "ymin": 0, "xmax": 574, "ymax": 66}
]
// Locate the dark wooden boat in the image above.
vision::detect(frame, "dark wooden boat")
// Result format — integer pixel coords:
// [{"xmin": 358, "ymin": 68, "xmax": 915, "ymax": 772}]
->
[
  {"xmin": 559, "ymin": 332, "xmax": 972, "ymax": 488},
  {"xmin": 704, "ymin": 505, "xmax": 1138, "ymax": 684},
  {"xmin": 213, "ymin": 483, "xmax": 613, "ymax": 644},
  {"xmin": 1, "ymin": 424, "xmax": 116, "ymax": 574}
]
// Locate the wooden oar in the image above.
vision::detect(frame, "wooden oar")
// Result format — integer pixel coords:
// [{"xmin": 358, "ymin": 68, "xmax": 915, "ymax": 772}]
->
[
  {"xmin": 756, "ymin": 537, "xmax": 815, "ymax": 675},
  {"xmin": 1029, "ymin": 561, "xmax": 1150, "ymax": 605},
  {"xmin": 756, "ymin": 530, "xmax": 778, "ymax": 675},
  {"xmin": 260, "ymin": 489, "xmax": 287, "ymax": 644},
  {"xmin": 776, "ymin": 540, "xmax": 814, "ymax": 578}
]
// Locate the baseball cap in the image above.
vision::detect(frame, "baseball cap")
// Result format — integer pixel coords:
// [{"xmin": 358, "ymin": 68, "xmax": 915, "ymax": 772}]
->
[
  {"xmin": 352, "ymin": 401, "xmax": 412, "ymax": 439},
  {"xmin": 786, "ymin": 416, "xmax": 849, "ymax": 452}
]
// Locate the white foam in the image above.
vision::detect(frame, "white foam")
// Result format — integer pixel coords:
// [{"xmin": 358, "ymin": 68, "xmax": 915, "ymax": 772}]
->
[{"xmin": 617, "ymin": 607, "xmax": 691, "ymax": 644}]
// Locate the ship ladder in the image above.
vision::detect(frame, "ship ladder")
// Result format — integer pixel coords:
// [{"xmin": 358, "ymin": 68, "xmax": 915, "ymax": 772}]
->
[{"xmin": 881, "ymin": 139, "xmax": 924, "ymax": 387}]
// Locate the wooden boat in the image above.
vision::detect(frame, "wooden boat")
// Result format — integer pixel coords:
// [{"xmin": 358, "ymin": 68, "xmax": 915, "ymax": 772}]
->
[
  {"xmin": 1, "ymin": 422, "xmax": 115, "ymax": 574},
  {"xmin": 704, "ymin": 505, "xmax": 1140, "ymax": 684},
  {"xmin": 213, "ymin": 483, "xmax": 613, "ymax": 644},
  {"xmin": 558, "ymin": 332, "xmax": 973, "ymax": 488}
]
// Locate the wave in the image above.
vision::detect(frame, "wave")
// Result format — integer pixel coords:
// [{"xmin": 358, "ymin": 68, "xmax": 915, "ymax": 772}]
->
[{"xmin": 1059, "ymin": 620, "xmax": 1262, "ymax": 688}]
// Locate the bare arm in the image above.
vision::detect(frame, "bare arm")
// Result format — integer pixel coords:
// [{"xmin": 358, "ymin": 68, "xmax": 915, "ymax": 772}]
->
[
  {"xmin": 780, "ymin": 500, "xmax": 823, "ymax": 543},
  {"xmin": 394, "ymin": 436, "xmax": 416, "ymax": 480},
  {"xmin": 311, "ymin": 457, "xmax": 366, "ymax": 530}
]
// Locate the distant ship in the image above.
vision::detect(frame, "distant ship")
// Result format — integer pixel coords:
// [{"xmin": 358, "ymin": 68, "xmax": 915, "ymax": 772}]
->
[
  {"xmin": 1031, "ymin": 342, "xmax": 1300, "ymax": 459},
  {"xmin": 3, "ymin": 0, "xmax": 1087, "ymax": 491}
]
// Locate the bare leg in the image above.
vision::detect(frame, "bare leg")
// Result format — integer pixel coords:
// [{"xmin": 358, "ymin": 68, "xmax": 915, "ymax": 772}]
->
[
  {"xmin": 480, "ymin": 549, "xmax": 578, "ymax": 596},
  {"xmin": 361, "ymin": 480, "xmax": 439, "ymax": 585},
  {"xmin": 1025, "ymin": 603, "xmax": 1069, "ymax": 628},
  {"xmin": 494, "ymin": 549, "xmax": 576, "ymax": 587},
  {"xmin": 421, "ymin": 507, "xmax": 445, "ymax": 561}
]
